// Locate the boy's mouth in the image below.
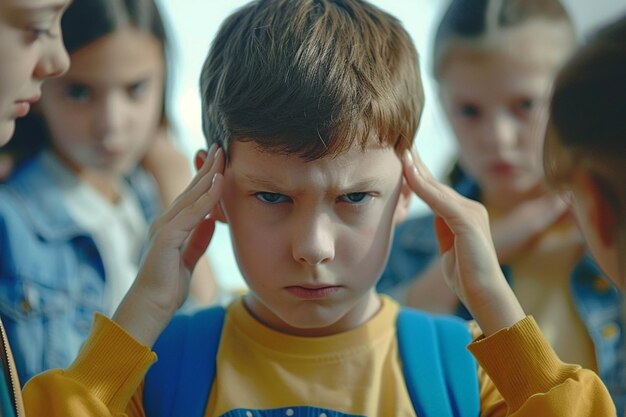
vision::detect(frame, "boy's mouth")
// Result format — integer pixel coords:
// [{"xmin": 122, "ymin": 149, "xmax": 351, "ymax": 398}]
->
[{"xmin": 285, "ymin": 285, "xmax": 342, "ymax": 300}]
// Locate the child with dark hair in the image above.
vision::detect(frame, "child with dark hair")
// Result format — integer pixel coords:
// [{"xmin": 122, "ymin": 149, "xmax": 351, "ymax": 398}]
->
[
  {"xmin": 20, "ymin": 1, "xmax": 614, "ymax": 416},
  {"xmin": 0, "ymin": 1, "xmax": 71, "ymax": 413},
  {"xmin": 543, "ymin": 14, "xmax": 626, "ymax": 414},
  {"xmin": 0, "ymin": 0, "xmax": 216, "ymax": 385}
]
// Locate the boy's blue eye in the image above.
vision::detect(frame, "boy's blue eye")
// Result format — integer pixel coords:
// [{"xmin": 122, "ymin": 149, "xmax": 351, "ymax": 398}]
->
[
  {"xmin": 65, "ymin": 84, "xmax": 91, "ymax": 102},
  {"xmin": 255, "ymin": 192, "xmax": 290, "ymax": 204},
  {"xmin": 339, "ymin": 192, "xmax": 369, "ymax": 204}
]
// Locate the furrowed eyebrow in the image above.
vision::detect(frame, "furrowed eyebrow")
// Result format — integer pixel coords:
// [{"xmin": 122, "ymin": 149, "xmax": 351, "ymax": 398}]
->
[{"xmin": 240, "ymin": 174, "xmax": 384, "ymax": 194}]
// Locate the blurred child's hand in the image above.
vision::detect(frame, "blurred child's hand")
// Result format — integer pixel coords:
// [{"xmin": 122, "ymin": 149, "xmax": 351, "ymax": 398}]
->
[
  {"xmin": 491, "ymin": 194, "xmax": 570, "ymax": 264},
  {"xmin": 113, "ymin": 146, "xmax": 225, "ymax": 346},
  {"xmin": 402, "ymin": 149, "xmax": 525, "ymax": 336}
]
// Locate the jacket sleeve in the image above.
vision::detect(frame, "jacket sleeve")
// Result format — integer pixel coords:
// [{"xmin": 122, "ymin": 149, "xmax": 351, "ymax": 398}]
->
[
  {"xmin": 472, "ymin": 316, "xmax": 617, "ymax": 417},
  {"xmin": 23, "ymin": 314, "xmax": 155, "ymax": 417}
]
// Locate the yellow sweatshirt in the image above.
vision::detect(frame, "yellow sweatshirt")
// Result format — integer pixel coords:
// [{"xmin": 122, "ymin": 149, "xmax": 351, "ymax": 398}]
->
[{"xmin": 23, "ymin": 297, "xmax": 616, "ymax": 416}]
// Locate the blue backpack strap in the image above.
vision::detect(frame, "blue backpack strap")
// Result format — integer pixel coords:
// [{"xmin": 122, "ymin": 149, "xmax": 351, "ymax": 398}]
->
[
  {"xmin": 397, "ymin": 308, "xmax": 480, "ymax": 417},
  {"xmin": 143, "ymin": 306, "xmax": 226, "ymax": 417}
]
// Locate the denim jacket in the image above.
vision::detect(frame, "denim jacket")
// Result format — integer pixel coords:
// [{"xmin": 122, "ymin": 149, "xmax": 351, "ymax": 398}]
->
[
  {"xmin": 378, "ymin": 173, "xmax": 626, "ymax": 413},
  {"xmin": 0, "ymin": 153, "xmax": 160, "ymax": 384}
]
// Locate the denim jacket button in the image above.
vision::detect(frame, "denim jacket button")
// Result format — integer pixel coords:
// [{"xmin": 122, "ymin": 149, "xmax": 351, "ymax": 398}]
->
[
  {"xmin": 602, "ymin": 323, "xmax": 621, "ymax": 341},
  {"xmin": 20, "ymin": 299, "xmax": 32, "ymax": 314},
  {"xmin": 593, "ymin": 277, "xmax": 612, "ymax": 293}
]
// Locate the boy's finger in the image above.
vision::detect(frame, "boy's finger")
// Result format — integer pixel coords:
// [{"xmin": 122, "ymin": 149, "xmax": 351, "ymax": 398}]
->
[
  {"xmin": 434, "ymin": 215, "xmax": 455, "ymax": 254},
  {"xmin": 182, "ymin": 217, "xmax": 217, "ymax": 271},
  {"xmin": 161, "ymin": 148, "xmax": 224, "ymax": 225},
  {"xmin": 169, "ymin": 172, "xmax": 224, "ymax": 236},
  {"xmin": 402, "ymin": 149, "xmax": 463, "ymax": 218}
]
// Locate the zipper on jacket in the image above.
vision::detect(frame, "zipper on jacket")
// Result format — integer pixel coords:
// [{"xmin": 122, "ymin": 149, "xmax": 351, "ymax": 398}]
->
[{"xmin": 0, "ymin": 322, "xmax": 22, "ymax": 417}]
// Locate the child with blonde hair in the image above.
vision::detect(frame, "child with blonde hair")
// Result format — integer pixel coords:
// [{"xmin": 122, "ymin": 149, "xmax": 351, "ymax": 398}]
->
[{"xmin": 379, "ymin": 0, "xmax": 625, "ymax": 410}]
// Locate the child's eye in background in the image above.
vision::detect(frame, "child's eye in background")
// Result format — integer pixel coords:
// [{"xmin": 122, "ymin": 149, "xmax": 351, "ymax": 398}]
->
[
  {"xmin": 31, "ymin": 27, "xmax": 54, "ymax": 39},
  {"xmin": 457, "ymin": 103, "xmax": 481, "ymax": 119},
  {"xmin": 255, "ymin": 192, "xmax": 290, "ymax": 204},
  {"xmin": 512, "ymin": 98, "xmax": 535, "ymax": 118},
  {"xmin": 65, "ymin": 84, "xmax": 92, "ymax": 102},
  {"xmin": 338, "ymin": 192, "xmax": 370, "ymax": 204},
  {"xmin": 127, "ymin": 80, "xmax": 150, "ymax": 99}
]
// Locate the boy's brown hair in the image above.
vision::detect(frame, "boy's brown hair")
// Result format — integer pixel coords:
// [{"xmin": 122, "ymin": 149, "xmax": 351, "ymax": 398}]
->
[
  {"xmin": 200, "ymin": 0, "xmax": 423, "ymax": 161},
  {"xmin": 432, "ymin": 0, "xmax": 576, "ymax": 78}
]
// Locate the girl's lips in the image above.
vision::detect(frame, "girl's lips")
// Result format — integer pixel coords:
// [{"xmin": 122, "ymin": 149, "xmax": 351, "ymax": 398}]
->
[
  {"xmin": 490, "ymin": 161, "xmax": 516, "ymax": 175},
  {"xmin": 285, "ymin": 285, "xmax": 342, "ymax": 300},
  {"xmin": 14, "ymin": 95, "xmax": 40, "ymax": 118},
  {"xmin": 14, "ymin": 102, "xmax": 31, "ymax": 118}
]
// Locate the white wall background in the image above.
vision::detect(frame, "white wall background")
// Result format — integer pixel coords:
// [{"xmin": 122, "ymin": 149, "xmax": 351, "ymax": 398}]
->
[{"xmin": 156, "ymin": 0, "xmax": 626, "ymax": 296}]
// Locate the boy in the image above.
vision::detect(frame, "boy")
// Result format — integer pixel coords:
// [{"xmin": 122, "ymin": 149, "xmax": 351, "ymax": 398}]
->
[{"xmin": 23, "ymin": 1, "xmax": 614, "ymax": 416}]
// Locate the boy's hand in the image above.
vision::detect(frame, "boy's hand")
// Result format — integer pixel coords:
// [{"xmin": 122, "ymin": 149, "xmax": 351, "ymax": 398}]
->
[
  {"xmin": 402, "ymin": 149, "xmax": 525, "ymax": 336},
  {"xmin": 113, "ymin": 146, "xmax": 225, "ymax": 347}
]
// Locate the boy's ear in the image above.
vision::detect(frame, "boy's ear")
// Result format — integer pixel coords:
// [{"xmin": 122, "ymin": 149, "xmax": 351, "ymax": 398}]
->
[
  {"xmin": 194, "ymin": 149, "xmax": 228, "ymax": 224},
  {"xmin": 393, "ymin": 177, "xmax": 412, "ymax": 225},
  {"xmin": 577, "ymin": 172, "xmax": 618, "ymax": 248}
]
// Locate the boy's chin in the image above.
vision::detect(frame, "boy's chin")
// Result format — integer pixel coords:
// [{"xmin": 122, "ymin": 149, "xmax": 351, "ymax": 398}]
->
[{"xmin": 256, "ymin": 301, "xmax": 354, "ymax": 336}]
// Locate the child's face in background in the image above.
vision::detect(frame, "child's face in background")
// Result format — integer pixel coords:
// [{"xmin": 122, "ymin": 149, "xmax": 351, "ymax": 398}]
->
[
  {"xmin": 38, "ymin": 28, "xmax": 164, "ymax": 179},
  {"xmin": 218, "ymin": 141, "xmax": 410, "ymax": 336},
  {"xmin": 438, "ymin": 21, "xmax": 573, "ymax": 207},
  {"xmin": 0, "ymin": 0, "xmax": 70, "ymax": 146}
]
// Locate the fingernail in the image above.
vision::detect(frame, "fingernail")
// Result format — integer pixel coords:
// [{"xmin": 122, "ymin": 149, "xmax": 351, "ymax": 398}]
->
[
  {"xmin": 212, "ymin": 173, "xmax": 218, "ymax": 185},
  {"xmin": 208, "ymin": 143, "xmax": 217, "ymax": 156},
  {"xmin": 404, "ymin": 149, "xmax": 414, "ymax": 164}
]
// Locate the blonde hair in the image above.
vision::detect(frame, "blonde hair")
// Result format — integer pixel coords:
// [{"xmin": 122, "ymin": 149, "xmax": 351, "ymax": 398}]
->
[{"xmin": 432, "ymin": 0, "xmax": 576, "ymax": 79}]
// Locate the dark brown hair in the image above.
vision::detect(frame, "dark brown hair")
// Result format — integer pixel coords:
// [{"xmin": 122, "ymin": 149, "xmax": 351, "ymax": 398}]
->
[
  {"xmin": 544, "ymin": 14, "xmax": 626, "ymax": 279},
  {"xmin": 432, "ymin": 0, "xmax": 575, "ymax": 78},
  {"xmin": 544, "ymin": 14, "xmax": 626, "ymax": 206},
  {"xmin": 200, "ymin": 0, "xmax": 423, "ymax": 161}
]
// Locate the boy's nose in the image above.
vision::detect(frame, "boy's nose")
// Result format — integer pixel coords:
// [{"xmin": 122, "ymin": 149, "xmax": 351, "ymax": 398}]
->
[{"xmin": 292, "ymin": 215, "xmax": 335, "ymax": 266}]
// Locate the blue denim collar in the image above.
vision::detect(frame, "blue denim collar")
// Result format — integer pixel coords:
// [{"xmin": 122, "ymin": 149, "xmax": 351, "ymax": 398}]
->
[{"xmin": 3, "ymin": 153, "xmax": 89, "ymax": 241}]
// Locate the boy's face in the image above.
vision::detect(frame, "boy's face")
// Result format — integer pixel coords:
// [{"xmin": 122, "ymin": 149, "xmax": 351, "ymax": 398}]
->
[{"xmin": 218, "ymin": 140, "xmax": 410, "ymax": 336}]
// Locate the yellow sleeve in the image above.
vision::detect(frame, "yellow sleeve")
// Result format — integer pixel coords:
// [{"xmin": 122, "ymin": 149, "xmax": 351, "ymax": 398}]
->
[
  {"xmin": 23, "ymin": 314, "xmax": 156, "ymax": 417},
  {"xmin": 470, "ymin": 316, "xmax": 617, "ymax": 417}
]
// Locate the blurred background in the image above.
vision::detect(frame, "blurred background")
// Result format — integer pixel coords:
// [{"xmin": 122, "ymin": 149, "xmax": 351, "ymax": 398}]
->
[{"xmin": 156, "ymin": 0, "xmax": 626, "ymax": 297}]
